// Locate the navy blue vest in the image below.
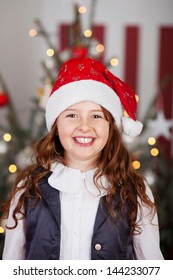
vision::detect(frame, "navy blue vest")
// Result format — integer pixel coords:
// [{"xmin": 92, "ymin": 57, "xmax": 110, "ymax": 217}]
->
[{"xmin": 25, "ymin": 176, "xmax": 134, "ymax": 260}]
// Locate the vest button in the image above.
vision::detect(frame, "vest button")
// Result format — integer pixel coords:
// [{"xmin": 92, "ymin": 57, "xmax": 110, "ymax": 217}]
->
[{"xmin": 95, "ymin": 243, "xmax": 102, "ymax": 251}]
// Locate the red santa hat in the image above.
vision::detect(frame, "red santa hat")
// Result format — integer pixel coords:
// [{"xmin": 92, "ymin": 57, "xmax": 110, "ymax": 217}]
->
[{"xmin": 45, "ymin": 57, "xmax": 143, "ymax": 137}]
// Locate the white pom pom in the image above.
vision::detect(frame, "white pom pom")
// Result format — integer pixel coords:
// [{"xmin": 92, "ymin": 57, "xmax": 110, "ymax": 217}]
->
[{"xmin": 122, "ymin": 116, "xmax": 143, "ymax": 137}]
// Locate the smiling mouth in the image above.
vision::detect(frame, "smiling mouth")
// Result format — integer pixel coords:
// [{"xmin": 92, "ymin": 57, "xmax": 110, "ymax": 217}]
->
[{"xmin": 74, "ymin": 137, "xmax": 94, "ymax": 144}]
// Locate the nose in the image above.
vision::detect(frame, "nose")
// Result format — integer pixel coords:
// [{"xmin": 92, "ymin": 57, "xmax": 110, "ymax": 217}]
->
[{"xmin": 78, "ymin": 117, "xmax": 92, "ymax": 132}]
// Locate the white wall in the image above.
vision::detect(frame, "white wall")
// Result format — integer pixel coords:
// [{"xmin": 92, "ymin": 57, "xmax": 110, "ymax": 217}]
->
[{"xmin": 0, "ymin": 0, "xmax": 173, "ymax": 129}]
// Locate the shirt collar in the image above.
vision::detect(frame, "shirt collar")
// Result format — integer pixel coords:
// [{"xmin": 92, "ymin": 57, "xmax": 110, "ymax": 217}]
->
[{"xmin": 48, "ymin": 162, "xmax": 108, "ymax": 197}]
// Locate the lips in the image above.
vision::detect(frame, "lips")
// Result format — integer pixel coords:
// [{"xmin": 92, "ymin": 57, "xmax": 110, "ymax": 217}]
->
[{"xmin": 74, "ymin": 137, "xmax": 94, "ymax": 144}]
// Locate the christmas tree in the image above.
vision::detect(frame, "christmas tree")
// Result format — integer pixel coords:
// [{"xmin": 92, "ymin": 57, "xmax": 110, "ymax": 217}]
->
[{"xmin": 126, "ymin": 84, "xmax": 173, "ymax": 259}]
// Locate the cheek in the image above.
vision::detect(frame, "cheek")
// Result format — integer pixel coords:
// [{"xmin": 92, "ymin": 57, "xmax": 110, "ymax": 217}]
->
[
  {"xmin": 57, "ymin": 128, "xmax": 67, "ymax": 142},
  {"xmin": 57, "ymin": 126, "xmax": 69, "ymax": 150},
  {"xmin": 57, "ymin": 122, "xmax": 73, "ymax": 140},
  {"xmin": 103, "ymin": 128, "xmax": 109, "ymax": 144},
  {"xmin": 97, "ymin": 123, "xmax": 109, "ymax": 142}
]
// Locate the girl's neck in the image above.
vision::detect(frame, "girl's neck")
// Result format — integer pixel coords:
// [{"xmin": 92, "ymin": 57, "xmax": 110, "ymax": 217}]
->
[{"xmin": 63, "ymin": 157, "xmax": 98, "ymax": 172}]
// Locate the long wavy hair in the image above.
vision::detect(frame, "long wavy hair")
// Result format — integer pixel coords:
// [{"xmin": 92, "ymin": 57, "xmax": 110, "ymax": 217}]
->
[{"xmin": 1, "ymin": 107, "xmax": 156, "ymax": 233}]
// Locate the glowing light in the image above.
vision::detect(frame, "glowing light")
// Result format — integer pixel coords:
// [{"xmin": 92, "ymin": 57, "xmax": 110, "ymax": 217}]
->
[
  {"xmin": 132, "ymin": 160, "xmax": 141, "ymax": 169},
  {"xmin": 9, "ymin": 164, "xmax": 17, "ymax": 173},
  {"xmin": 110, "ymin": 58, "xmax": 119, "ymax": 67},
  {"xmin": 135, "ymin": 95, "xmax": 139, "ymax": 102},
  {"xmin": 29, "ymin": 29, "xmax": 37, "ymax": 37},
  {"xmin": 0, "ymin": 227, "xmax": 4, "ymax": 234},
  {"xmin": 3, "ymin": 133, "xmax": 12, "ymax": 142},
  {"xmin": 78, "ymin": 6, "xmax": 87, "ymax": 14},
  {"xmin": 46, "ymin": 49, "xmax": 55, "ymax": 57},
  {"xmin": 84, "ymin": 29, "xmax": 92, "ymax": 38},
  {"xmin": 96, "ymin": 44, "xmax": 104, "ymax": 53},
  {"xmin": 123, "ymin": 110, "xmax": 129, "ymax": 117},
  {"xmin": 148, "ymin": 137, "xmax": 156, "ymax": 145},
  {"xmin": 151, "ymin": 148, "xmax": 159, "ymax": 157}
]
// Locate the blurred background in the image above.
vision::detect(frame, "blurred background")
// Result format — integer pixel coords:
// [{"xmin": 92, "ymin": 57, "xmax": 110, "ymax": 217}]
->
[{"xmin": 0, "ymin": 0, "xmax": 173, "ymax": 259}]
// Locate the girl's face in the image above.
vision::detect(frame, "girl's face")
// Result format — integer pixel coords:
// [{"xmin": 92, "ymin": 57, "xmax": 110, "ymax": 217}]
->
[{"xmin": 56, "ymin": 101, "xmax": 109, "ymax": 171}]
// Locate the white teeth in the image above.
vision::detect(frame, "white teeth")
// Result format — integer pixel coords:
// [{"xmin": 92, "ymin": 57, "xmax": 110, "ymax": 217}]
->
[{"xmin": 75, "ymin": 137, "xmax": 93, "ymax": 143}]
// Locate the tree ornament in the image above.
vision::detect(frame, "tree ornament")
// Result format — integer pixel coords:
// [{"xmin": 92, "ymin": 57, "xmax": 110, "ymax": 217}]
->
[
  {"xmin": 147, "ymin": 110, "xmax": 173, "ymax": 140},
  {"xmin": 143, "ymin": 169, "xmax": 156, "ymax": 186},
  {"xmin": 15, "ymin": 146, "xmax": 33, "ymax": 169},
  {"xmin": 72, "ymin": 45, "xmax": 87, "ymax": 58},
  {"xmin": 0, "ymin": 91, "xmax": 9, "ymax": 107}
]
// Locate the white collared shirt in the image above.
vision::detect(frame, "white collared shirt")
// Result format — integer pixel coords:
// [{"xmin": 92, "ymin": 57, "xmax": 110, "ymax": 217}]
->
[{"xmin": 2, "ymin": 163, "xmax": 164, "ymax": 260}]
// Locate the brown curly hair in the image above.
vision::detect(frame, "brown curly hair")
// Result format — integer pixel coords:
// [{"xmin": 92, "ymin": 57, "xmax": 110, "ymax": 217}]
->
[{"xmin": 1, "ymin": 107, "xmax": 156, "ymax": 233}]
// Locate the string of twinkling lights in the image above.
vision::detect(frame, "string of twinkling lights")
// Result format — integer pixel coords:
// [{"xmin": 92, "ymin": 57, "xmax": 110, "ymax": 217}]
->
[{"xmin": 28, "ymin": 4, "xmax": 119, "ymax": 71}]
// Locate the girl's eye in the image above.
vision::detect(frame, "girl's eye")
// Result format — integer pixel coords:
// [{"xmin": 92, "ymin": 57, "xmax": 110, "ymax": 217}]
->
[
  {"xmin": 66, "ymin": 114, "xmax": 78, "ymax": 118},
  {"xmin": 92, "ymin": 114, "xmax": 103, "ymax": 119}
]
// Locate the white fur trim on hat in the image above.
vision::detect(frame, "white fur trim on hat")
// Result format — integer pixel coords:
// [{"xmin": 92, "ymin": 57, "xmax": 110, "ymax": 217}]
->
[
  {"xmin": 122, "ymin": 116, "xmax": 143, "ymax": 137},
  {"xmin": 45, "ymin": 79, "xmax": 123, "ymax": 131}
]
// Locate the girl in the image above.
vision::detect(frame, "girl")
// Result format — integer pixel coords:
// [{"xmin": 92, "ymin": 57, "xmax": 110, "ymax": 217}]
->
[{"xmin": 2, "ymin": 57, "xmax": 163, "ymax": 260}]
